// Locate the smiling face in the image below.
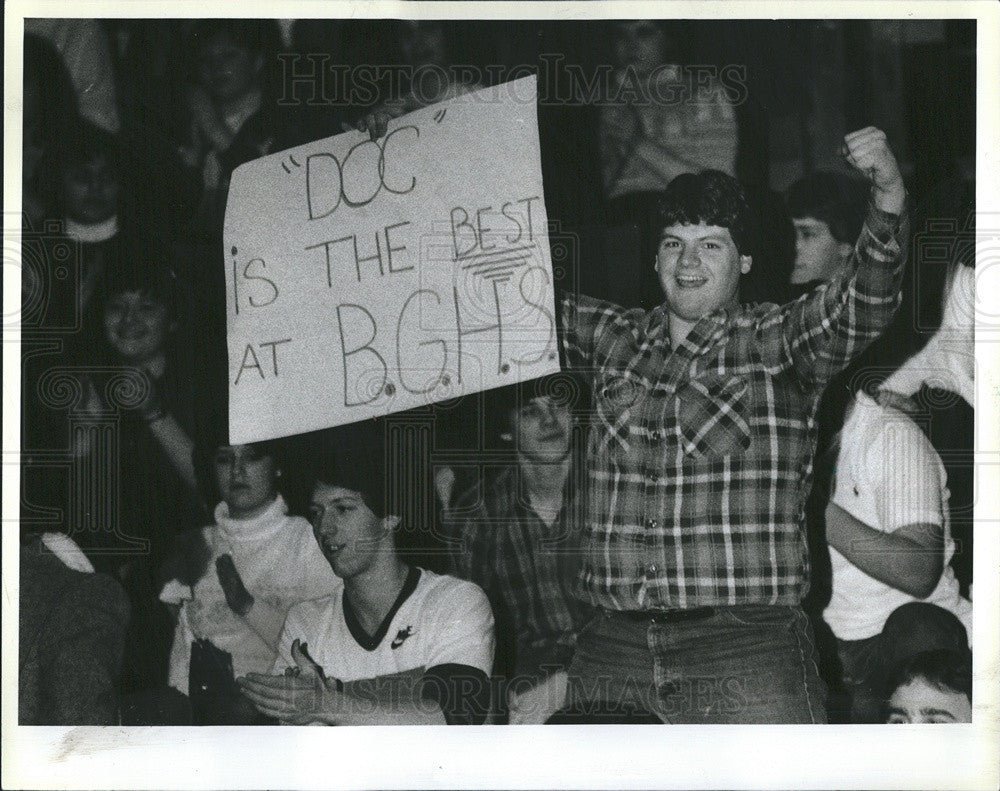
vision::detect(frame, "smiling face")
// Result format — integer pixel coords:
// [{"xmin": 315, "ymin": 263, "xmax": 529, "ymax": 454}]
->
[
  {"xmin": 103, "ymin": 290, "xmax": 171, "ymax": 365},
  {"xmin": 506, "ymin": 396, "xmax": 572, "ymax": 464},
  {"xmin": 214, "ymin": 444, "xmax": 278, "ymax": 519},
  {"xmin": 308, "ymin": 483, "xmax": 396, "ymax": 580},
  {"xmin": 886, "ymin": 677, "xmax": 972, "ymax": 723},
  {"xmin": 657, "ymin": 223, "xmax": 751, "ymax": 328},
  {"xmin": 791, "ymin": 217, "xmax": 852, "ymax": 285}
]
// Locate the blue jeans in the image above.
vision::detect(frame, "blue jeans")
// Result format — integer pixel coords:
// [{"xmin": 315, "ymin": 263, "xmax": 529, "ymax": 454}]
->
[{"xmin": 562, "ymin": 606, "xmax": 827, "ymax": 724}]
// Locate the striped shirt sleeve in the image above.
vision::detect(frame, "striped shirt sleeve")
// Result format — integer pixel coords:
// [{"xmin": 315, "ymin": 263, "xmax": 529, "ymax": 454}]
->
[{"xmin": 757, "ymin": 200, "xmax": 908, "ymax": 385}]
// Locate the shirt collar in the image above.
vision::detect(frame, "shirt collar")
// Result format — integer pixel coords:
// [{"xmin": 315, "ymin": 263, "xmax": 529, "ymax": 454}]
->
[
  {"xmin": 658, "ymin": 304, "xmax": 731, "ymax": 357},
  {"xmin": 213, "ymin": 494, "xmax": 288, "ymax": 542}
]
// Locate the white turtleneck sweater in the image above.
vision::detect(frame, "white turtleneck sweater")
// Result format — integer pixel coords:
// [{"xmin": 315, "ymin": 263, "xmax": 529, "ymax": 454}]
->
[{"xmin": 161, "ymin": 495, "xmax": 339, "ymax": 695}]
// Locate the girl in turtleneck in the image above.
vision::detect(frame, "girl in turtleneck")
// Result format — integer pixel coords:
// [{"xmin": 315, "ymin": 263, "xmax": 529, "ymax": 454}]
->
[
  {"xmin": 160, "ymin": 437, "xmax": 339, "ymax": 720},
  {"xmin": 823, "ymin": 259, "xmax": 975, "ymax": 722}
]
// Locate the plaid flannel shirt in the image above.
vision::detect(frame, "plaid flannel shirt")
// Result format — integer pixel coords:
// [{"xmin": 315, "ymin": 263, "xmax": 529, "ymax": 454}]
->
[
  {"xmin": 561, "ymin": 201, "xmax": 907, "ymax": 610},
  {"xmin": 445, "ymin": 466, "xmax": 593, "ymax": 678}
]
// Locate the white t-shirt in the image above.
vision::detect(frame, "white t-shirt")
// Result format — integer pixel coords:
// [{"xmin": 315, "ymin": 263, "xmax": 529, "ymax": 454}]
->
[
  {"xmin": 161, "ymin": 496, "xmax": 340, "ymax": 694},
  {"xmin": 824, "ymin": 393, "xmax": 972, "ymax": 643},
  {"xmin": 273, "ymin": 567, "xmax": 494, "ymax": 683}
]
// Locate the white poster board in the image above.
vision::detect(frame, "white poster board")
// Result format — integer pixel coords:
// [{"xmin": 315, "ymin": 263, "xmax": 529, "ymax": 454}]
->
[{"xmin": 224, "ymin": 76, "xmax": 559, "ymax": 444}]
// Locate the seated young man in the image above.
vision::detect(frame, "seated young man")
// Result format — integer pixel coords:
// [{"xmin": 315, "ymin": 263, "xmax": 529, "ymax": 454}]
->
[
  {"xmin": 444, "ymin": 375, "xmax": 594, "ymax": 724},
  {"xmin": 238, "ymin": 422, "xmax": 495, "ymax": 725},
  {"xmin": 785, "ymin": 170, "xmax": 870, "ymax": 287}
]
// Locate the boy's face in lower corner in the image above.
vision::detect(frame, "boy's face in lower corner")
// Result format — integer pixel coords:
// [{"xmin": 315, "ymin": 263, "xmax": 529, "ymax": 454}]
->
[
  {"xmin": 886, "ymin": 677, "xmax": 972, "ymax": 723},
  {"xmin": 791, "ymin": 217, "xmax": 852, "ymax": 285}
]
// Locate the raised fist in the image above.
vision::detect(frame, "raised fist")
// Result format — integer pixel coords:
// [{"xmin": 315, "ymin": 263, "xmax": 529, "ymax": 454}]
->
[{"xmin": 843, "ymin": 127, "xmax": 906, "ymax": 214}]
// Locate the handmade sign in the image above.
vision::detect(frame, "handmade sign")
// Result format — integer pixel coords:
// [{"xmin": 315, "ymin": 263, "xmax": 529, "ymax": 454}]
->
[{"xmin": 224, "ymin": 76, "xmax": 559, "ymax": 443}]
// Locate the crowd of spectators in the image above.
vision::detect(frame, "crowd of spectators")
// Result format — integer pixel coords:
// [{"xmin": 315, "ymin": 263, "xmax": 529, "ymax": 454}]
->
[{"xmin": 19, "ymin": 18, "xmax": 974, "ymax": 726}]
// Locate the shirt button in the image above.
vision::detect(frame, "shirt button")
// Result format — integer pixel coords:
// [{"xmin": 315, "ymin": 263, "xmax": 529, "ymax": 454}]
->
[
  {"xmin": 647, "ymin": 563, "xmax": 658, "ymax": 574},
  {"xmin": 647, "ymin": 519, "xmax": 658, "ymax": 529}
]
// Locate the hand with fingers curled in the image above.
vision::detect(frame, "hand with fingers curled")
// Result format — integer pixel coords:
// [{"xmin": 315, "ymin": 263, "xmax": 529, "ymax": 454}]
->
[
  {"xmin": 841, "ymin": 127, "xmax": 906, "ymax": 215},
  {"xmin": 342, "ymin": 98, "xmax": 409, "ymax": 141},
  {"xmin": 238, "ymin": 638, "xmax": 345, "ymax": 725}
]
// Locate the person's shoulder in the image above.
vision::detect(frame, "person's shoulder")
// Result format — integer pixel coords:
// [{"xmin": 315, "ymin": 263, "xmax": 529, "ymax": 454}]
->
[
  {"xmin": 418, "ymin": 568, "xmax": 490, "ymax": 609},
  {"xmin": 846, "ymin": 393, "xmax": 935, "ymax": 465},
  {"xmin": 283, "ymin": 513, "xmax": 318, "ymax": 541},
  {"xmin": 286, "ymin": 590, "xmax": 341, "ymax": 624},
  {"xmin": 569, "ymin": 292, "xmax": 643, "ymax": 321},
  {"xmin": 456, "ymin": 467, "xmax": 516, "ymax": 512}
]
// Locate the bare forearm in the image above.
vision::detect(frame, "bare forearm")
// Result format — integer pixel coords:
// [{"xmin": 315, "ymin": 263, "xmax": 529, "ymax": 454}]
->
[
  {"xmin": 147, "ymin": 414, "xmax": 197, "ymax": 490},
  {"xmin": 826, "ymin": 504, "xmax": 942, "ymax": 597}
]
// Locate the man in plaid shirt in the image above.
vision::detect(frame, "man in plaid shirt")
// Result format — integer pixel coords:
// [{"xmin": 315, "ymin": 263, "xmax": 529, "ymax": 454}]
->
[
  {"xmin": 446, "ymin": 375, "xmax": 594, "ymax": 724},
  {"xmin": 556, "ymin": 128, "xmax": 908, "ymax": 723}
]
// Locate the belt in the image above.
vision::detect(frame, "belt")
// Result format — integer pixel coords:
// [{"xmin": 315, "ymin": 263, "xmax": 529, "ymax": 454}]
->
[{"xmin": 610, "ymin": 607, "xmax": 716, "ymax": 624}]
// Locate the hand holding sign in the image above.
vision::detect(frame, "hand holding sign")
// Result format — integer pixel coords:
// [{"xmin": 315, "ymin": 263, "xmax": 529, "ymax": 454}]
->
[{"xmin": 224, "ymin": 77, "xmax": 559, "ymax": 444}]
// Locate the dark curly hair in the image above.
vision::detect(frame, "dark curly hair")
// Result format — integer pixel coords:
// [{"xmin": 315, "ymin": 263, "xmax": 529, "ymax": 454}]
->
[
  {"xmin": 785, "ymin": 170, "xmax": 870, "ymax": 243},
  {"xmin": 883, "ymin": 649, "xmax": 972, "ymax": 712},
  {"xmin": 655, "ymin": 170, "xmax": 752, "ymax": 255}
]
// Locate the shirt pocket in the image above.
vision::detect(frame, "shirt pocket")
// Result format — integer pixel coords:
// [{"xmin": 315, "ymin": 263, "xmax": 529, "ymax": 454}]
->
[
  {"xmin": 595, "ymin": 370, "xmax": 649, "ymax": 452},
  {"xmin": 675, "ymin": 374, "xmax": 751, "ymax": 458}
]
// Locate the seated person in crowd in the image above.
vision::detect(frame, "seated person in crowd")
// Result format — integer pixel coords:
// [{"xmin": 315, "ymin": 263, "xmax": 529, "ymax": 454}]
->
[
  {"xmin": 160, "ymin": 432, "xmax": 338, "ymax": 723},
  {"xmin": 22, "ymin": 33, "xmax": 78, "ymax": 229},
  {"xmin": 27, "ymin": 257, "xmax": 207, "ymax": 700},
  {"xmin": 785, "ymin": 170, "xmax": 870, "ymax": 287},
  {"xmin": 444, "ymin": 375, "xmax": 593, "ymax": 724},
  {"xmin": 349, "ymin": 21, "xmax": 482, "ymax": 138},
  {"xmin": 239, "ymin": 421, "xmax": 494, "ymax": 725},
  {"xmin": 20, "ymin": 530, "xmax": 129, "ymax": 725},
  {"xmin": 823, "ymin": 260, "xmax": 974, "ymax": 722},
  {"xmin": 599, "ymin": 20, "xmax": 738, "ymax": 202},
  {"xmin": 177, "ymin": 19, "xmax": 277, "ymax": 200},
  {"xmin": 26, "ymin": 120, "xmax": 128, "ymax": 341},
  {"xmin": 598, "ymin": 20, "xmax": 739, "ymax": 310},
  {"xmin": 91, "ymin": 258, "xmax": 201, "ymax": 500},
  {"xmin": 884, "ymin": 649, "xmax": 972, "ymax": 724}
]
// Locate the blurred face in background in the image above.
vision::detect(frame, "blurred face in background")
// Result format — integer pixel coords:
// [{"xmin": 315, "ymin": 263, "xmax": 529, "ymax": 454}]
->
[
  {"xmin": 62, "ymin": 154, "xmax": 119, "ymax": 225},
  {"xmin": 103, "ymin": 289, "xmax": 171, "ymax": 365},
  {"xmin": 398, "ymin": 21, "xmax": 447, "ymax": 69},
  {"xmin": 506, "ymin": 396, "xmax": 572, "ymax": 464},
  {"xmin": 790, "ymin": 217, "xmax": 852, "ymax": 285},
  {"xmin": 612, "ymin": 20, "xmax": 668, "ymax": 75},
  {"xmin": 197, "ymin": 34, "xmax": 263, "ymax": 103},
  {"xmin": 214, "ymin": 444, "xmax": 278, "ymax": 518}
]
